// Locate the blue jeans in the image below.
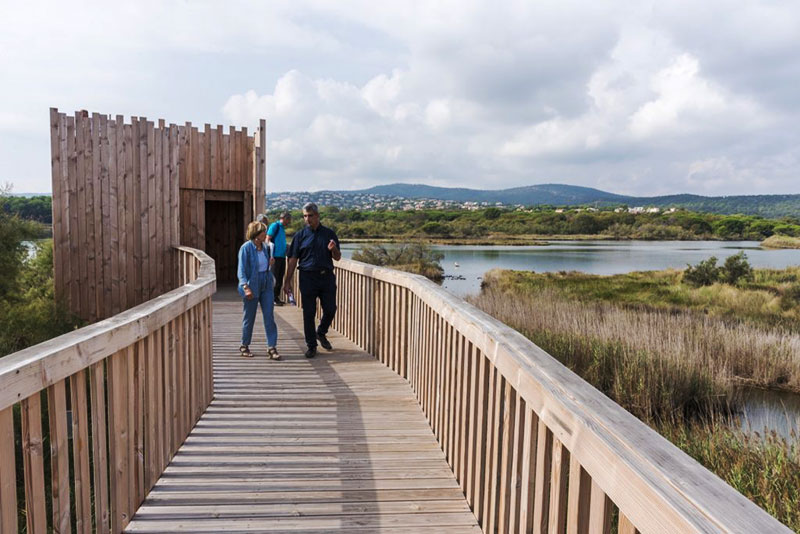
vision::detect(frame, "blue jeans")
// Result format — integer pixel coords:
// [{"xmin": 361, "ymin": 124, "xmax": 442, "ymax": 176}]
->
[{"xmin": 241, "ymin": 271, "xmax": 278, "ymax": 348}]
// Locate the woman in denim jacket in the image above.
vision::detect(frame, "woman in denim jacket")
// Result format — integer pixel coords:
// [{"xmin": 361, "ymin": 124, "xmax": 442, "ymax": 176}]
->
[{"xmin": 237, "ymin": 221, "xmax": 280, "ymax": 359}]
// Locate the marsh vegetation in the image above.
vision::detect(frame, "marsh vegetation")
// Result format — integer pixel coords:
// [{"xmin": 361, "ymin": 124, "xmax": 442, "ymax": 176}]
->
[{"xmin": 469, "ymin": 262, "xmax": 800, "ymax": 530}]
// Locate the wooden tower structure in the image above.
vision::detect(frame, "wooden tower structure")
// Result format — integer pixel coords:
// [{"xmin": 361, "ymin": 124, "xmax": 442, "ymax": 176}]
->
[{"xmin": 49, "ymin": 108, "xmax": 266, "ymax": 322}]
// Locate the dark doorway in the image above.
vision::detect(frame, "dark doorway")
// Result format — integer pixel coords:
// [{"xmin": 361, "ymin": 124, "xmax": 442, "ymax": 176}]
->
[{"xmin": 205, "ymin": 200, "xmax": 244, "ymax": 284}]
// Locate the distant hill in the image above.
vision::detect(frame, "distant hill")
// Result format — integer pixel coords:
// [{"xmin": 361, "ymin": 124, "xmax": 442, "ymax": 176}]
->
[
  {"xmin": 326, "ymin": 184, "xmax": 799, "ymax": 218},
  {"xmin": 352, "ymin": 183, "xmax": 630, "ymax": 205}
]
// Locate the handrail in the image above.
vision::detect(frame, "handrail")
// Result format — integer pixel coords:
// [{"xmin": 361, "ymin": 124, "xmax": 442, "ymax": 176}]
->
[
  {"xmin": 0, "ymin": 246, "xmax": 216, "ymax": 534},
  {"xmin": 328, "ymin": 258, "xmax": 792, "ymax": 534}
]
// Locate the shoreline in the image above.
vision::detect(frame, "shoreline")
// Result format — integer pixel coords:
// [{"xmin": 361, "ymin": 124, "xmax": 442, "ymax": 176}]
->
[{"xmin": 337, "ymin": 234, "xmax": 750, "ymax": 246}]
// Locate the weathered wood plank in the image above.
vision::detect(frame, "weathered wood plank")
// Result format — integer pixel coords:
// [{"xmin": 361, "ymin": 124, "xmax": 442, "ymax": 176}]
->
[
  {"xmin": 108, "ymin": 349, "xmax": 131, "ymax": 532},
  {"xmin": 70, "ymin": 370, "xmax": 92, "ymax": 534},
  {"xmin": 566, "ymin": 456, "xmax": 591, "ymax": 534},
  {"xmin": 533, "ymin": 419, "xmax": 553, "ymax": 533},
  {"xmin": 50, "ymin": 109, "xmax": 65, "ymax": 306},
  {"xmin": 0, "ymin": 406, "xmax": 17, "ymax": 534},
  {"xmin": 66, "ymin": 114, "xmax": 79, "ymax": 312},
  {"xmin": 47, "ymin": 379, "xmax": 71, "ymax": 534},
  {"xmin": 90, "ymin": 361, "xmax": 111, "ymax": 534},
  {"xmin": 588, "ymin": 480, "xmax": 612, "ymax": 534},
  {"xmin": 548, "ymin": 439, "xmax": 569, "ymax": 534},
  {"xmin": 21, "ymin": 393, "xmax": 47, "ymax": 534}
]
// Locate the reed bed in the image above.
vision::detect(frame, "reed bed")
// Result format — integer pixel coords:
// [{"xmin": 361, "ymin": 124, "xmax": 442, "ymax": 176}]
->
[
  {"xmin": 469, "ymin": 271, "xmax": 800, "ymax": 530},
  {"xmin": 470, "ymin": 286, "xmax": 800, "ymax": 418}
]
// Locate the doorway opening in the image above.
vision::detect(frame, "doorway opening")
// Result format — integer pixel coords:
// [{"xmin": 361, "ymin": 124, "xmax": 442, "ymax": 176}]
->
[{"xmin": 205, "ymin": 200, "xmax": 243, "ymax": 284}]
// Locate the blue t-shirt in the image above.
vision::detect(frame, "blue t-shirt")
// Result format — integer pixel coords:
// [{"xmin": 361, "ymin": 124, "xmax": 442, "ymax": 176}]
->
[
  {"xmin": 256, "ymin": 247, "xmax": 269, "ymax": 272},
  {"xmin": 267, "ymin": 221, "xmax": 287, "ymax": 257},
  {"xmin": 287, "ymin": 224, "xmax": 339, "ymax": 271}
]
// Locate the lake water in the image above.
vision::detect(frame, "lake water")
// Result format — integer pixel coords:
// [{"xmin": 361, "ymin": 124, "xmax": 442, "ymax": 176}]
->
[
  {"xmin": 341, "ymin": 240, "xmax": 800, "ymax": 443},
  {"xmin": 340, "ymin": 240, "xmax": 800, "ymax": 297},
  {"xmin": 736, "ymin": 388, "xmax": 800, "ymax": 444}
]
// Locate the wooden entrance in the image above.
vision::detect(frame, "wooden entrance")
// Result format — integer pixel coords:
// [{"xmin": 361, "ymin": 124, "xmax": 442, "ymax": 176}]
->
[{"xmin": 205, "ymin": 198, "xmax": 244, "ymax": 283}]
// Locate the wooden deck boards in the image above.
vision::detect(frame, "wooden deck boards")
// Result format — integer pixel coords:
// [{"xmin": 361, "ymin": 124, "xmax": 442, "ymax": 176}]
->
[{"xmin": 125, "ymin": 288, "xmax": 479, "ymax": 533}]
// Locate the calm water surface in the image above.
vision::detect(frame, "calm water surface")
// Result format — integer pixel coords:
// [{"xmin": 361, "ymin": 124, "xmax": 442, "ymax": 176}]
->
[
  {"xmin": 341, "ymin": 240, "xmax": 800, "ymax": 442},
  {"xmin": 341, "ymin": 240, "xmax": 800, "ymax": 297}
]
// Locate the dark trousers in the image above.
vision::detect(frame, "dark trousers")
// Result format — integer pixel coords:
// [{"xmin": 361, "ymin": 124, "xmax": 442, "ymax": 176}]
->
[
  {"xmin": 299, "ymin": 270, "xmax": 337, "ymax": 349},
  {"xmin": 273, "ymin": 257, "xmax": 286, "ymax": 302}
]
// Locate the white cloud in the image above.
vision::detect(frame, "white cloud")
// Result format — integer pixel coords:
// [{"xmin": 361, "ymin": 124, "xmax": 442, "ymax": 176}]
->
[{"xmin": 2, "ymin": 0, "xmax": 800, "ymax": 195}]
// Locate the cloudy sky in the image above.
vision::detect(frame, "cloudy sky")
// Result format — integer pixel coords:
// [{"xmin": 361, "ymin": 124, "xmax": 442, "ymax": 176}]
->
[{"xmin": 2, "ymin": 0, "xmax": 798, "ymax": 196}]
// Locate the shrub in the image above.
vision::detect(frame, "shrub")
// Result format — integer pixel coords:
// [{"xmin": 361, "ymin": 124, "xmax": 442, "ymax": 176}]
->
[
  {"xmin": 773, "ymin": 224, "xmax": 800, "ymax": 237},
  {"xmin": 352, "ymin": 243, "xmax": 444, "ymax": 281},
  {"xmin": 483, "ymin": 207, "xmax": 502, "ymax": 220},
  {"xmin": 721, "ymin": 252, "xmax": 753, "ymax": 285},
  {"xmin": 684, "ymin": 256, "xmax": 721, "ymax": 286},
  {"xmin": 420, "ymin": 221, "xmax": 449, "ymax": 236}
]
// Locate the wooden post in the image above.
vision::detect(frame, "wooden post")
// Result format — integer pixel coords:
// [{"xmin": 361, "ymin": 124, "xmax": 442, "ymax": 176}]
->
[
  {"xmin": 0, "ymin": 406, "xmax": 17, "ymax": 534},
  {"xmin": 21, "ymin": 394, "xmax": 47, "ymax": 533}
]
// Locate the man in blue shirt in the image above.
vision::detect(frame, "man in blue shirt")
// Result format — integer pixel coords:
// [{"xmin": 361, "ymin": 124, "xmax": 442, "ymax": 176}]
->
[
  {"xmin": 283, "ymin": 202, "xmax": 341, "ymax": 358},
  {"xmin": 266, "ymin": 211, "xmax": 292, "ymax": 306}
]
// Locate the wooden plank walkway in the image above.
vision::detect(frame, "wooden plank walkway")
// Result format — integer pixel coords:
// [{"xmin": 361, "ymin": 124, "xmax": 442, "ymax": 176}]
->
[{"xmin": 125, "ymin": 288, "xmax": 480, "ymax": 533}]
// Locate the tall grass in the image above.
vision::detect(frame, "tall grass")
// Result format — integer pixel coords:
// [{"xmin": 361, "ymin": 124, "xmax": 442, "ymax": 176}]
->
[
  {"xmin": 485, "ymin": 267, "xmax": 800, "ymax": 330},
  {"xmin": 658, "ymin": 421, "xmax": 799, "ymax": 529},
  {"xmin": 470, "ymin": 286, "xmax": 800, "ymax": 418},
  {"xmin": 469, "ymin": 269, "xmax": 800, "ymax": 530}
]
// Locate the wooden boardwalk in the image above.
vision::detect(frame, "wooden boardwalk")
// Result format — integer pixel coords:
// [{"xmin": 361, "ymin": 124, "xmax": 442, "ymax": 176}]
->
[{"xmin": 125, "ymin": 288, "xmax": 480, "ymax": 533}]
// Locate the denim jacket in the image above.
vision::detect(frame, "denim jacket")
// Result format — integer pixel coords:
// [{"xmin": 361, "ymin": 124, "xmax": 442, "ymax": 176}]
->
[{"xmin": 237, "ymin": 240, "xmax": 271, "ymax": 298}]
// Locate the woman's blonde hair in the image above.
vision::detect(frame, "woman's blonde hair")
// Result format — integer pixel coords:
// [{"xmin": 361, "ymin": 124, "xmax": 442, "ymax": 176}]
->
[{"xmin": 246, "ymin": 221, "xmax": 267, "ymax": 241}]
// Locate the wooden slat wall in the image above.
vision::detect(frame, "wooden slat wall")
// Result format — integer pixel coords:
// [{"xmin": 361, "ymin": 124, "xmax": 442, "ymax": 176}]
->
[
  {"xmin": 324, "ymin": 261, "xmax": 795, "ymax": 534},
  {"xmin": 50, "ymin": 108, "xmax": 265, "ymax": 323},
  {"xmin": 1, "ymin": 247, "xmax": 215, "ymax": 534}
]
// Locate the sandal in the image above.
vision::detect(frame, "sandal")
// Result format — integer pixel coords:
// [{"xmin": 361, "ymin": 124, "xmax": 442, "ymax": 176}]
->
[
  {"xmin": 239, "ymin": 345, "xmax": 253, "ymax": 358},
  {"xmin": 267, "ymin": 347, "xmax": 281, "ymax": 360}
]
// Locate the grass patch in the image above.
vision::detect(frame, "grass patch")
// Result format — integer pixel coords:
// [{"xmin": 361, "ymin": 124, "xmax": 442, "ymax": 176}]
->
[{"xmin": 482, "ymin": 266, "xmax": 800, "ymax": 331}]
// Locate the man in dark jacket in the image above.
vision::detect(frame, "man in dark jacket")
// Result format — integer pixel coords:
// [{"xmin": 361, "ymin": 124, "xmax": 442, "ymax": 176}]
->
[{"xmin": 283, "ymin": 202, "xmax": 341, "ymax": 358}]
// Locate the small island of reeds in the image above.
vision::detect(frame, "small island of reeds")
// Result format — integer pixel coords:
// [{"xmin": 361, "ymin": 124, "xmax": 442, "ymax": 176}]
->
[{"xmin": 762, "ymin": 235, "xmax": 800, "ymax": 249}]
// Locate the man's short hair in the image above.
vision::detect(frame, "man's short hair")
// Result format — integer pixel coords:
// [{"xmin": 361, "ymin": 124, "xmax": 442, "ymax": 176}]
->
[
  {"xmin": 256, "ymin": 213, "xmax": 267, "ymax": 223},
  {"xmin": 302, "ymin": 202, "xmax": 319, "ymax": 215},
  {"xmin": 280, "ymin": 210, "xmax": 291, "ymax": 219}
]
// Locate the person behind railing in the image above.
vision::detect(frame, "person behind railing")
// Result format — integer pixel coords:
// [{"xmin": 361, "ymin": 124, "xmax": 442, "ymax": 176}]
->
[
  {"xmin": 283, "ymin": 202, "xmax": 341, "ymax": 359},
  {"xmin": 237, "ymin": 221, "xmax": 280, "ymax": 360},
  {"xmin": 265, "ymin": 210, "xmax": 292, "ymax": 307}
]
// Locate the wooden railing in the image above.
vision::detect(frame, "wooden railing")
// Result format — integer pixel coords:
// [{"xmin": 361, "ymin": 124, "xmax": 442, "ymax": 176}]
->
[
  {"xmin": 328, "ymin": 259, "xmax": 792, "ymax": 534},
  {"xmin": 0, "ymin": 246, "xmax": 215, "ymax": 534}
]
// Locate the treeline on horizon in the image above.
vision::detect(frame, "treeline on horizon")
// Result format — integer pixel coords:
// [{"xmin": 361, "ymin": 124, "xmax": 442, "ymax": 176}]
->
[
  {"xmin": 8, "ymin": 195, "xmax": 800, "ymax": 240},
  {"xmin": 299, "ymin": 206, "xmax": 800, "ymax": 241}
]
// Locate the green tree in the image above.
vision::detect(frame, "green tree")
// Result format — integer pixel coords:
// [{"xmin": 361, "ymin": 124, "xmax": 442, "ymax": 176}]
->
[
  {"xmin": 420, "ymin": 221, "xmax": 449, "ymax": 236},
  {"xmin": 352, "ymin": 243, "xmax": 444, "ymax": 281},
  {"xmin": 713, "ymin": 217, "xmax": 747, "ymax": 239},
  {"xmin": 683, "ymin": 256, "xmax": 721, "ymax": 287},
  {"xmin": 483, "ymin": 207, "xmax": 502, "ymax": 220},
  {"xmin": 0, "ymin": 187, "xmax": 39, "ymax": 299},
  {"xmin": 721, "ymin": 252, "xmax": 753, "ymax": 285}
]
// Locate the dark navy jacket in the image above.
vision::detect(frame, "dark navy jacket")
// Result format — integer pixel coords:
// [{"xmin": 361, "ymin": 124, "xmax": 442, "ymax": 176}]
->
[{"xmin": 287, "ymin": 224, "xmax": 340, "ymax": 271}]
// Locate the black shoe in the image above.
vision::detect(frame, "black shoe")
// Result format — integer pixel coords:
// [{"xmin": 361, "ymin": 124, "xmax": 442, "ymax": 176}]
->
[
  {"xmin": 304, "ymin": 347, "xmax": 317, "ymax": 358},
  {"xmin": 317, "ymin": 333, "xmax": 332, "ymax": 351},
  {"xmin": 274, "ymin": 300, "xmax": 284, "ymax": 307}
]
